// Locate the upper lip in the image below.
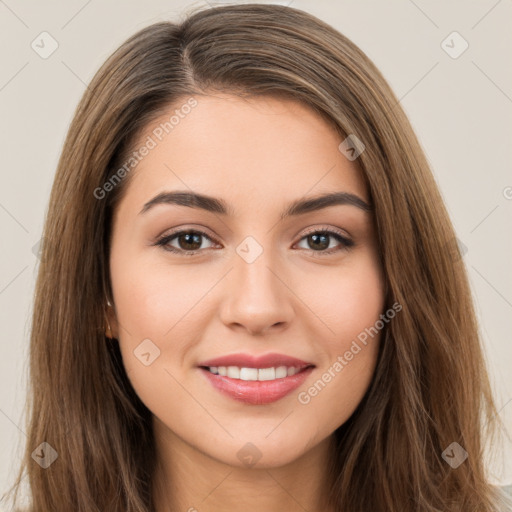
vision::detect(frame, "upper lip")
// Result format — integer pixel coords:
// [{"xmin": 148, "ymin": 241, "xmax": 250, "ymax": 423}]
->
[{"xmin": 198, "ymin": 352, "xmax": 315, "ymax": 370}]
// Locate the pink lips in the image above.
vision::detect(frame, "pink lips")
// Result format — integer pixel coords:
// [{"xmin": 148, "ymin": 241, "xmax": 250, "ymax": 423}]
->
[
  {"xmin": 197, "ymin": 352, "xmax": 315, "ymax": 405},
  {"xmin": 198, "ymin": 352, "xmax": 313, "ymax": 370}
]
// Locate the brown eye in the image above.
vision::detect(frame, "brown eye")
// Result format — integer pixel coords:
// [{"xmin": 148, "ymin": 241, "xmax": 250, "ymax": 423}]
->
[
  {"xmin": 175, "ymin": 232, "xmax": 203, "ymax": 251},
  {"xmin": 306, "ymin": 233, "xmax": 330, "ymax": 251},
  {"xmin": 155, "ymin": 229, "xmax": 216, "ymax": 255},
  {"xmin": 296, "ymin": 230, "xmax": 354, "ymax": 255}
]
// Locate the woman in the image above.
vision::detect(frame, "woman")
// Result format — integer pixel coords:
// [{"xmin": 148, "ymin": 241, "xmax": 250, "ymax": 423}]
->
[{"xmin": 4, "ymin": 3, "xmax": 511, "ymax": 511}]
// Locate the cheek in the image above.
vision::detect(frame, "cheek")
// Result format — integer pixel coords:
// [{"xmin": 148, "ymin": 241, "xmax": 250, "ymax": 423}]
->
[
  {"xmin": 301, "ymin": 253, "xmax": 385, "ymax": 344},
  {"xmin": 110, "ymin": 247, "xmax": 214, "ymax": 340},
  {"xmin": 293, "ymin": 254, "xmax": 384, "ymax": 424},
  {"xmin": 109, "ymin": 248, "xmax": 223, "ymax": 399},
  {"xmin": 109, "ymin": 260, "xmax": 207, "ymax": 409}
]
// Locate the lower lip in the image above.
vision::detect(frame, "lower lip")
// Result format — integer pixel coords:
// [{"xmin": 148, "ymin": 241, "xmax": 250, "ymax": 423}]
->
[{"xmin": 199, "ymin": 366, "xmax": 314, "ymax": 405}]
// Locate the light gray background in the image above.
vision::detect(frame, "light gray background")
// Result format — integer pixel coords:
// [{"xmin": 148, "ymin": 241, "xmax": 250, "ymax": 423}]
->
[{"xmin": 1, "ymin": 0, "xmax": 511, "ymax": 502}]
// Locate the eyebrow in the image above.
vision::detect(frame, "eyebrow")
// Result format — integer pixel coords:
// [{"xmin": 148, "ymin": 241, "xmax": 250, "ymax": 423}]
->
[{"xmin": 139, "ymin": 190, "xmax": 372, "ymax": 219}]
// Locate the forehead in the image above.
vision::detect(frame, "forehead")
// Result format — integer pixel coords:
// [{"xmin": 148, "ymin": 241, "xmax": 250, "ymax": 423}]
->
[{"xmin": 119, "ymin": 94, "xmax": 368, "ymax": 215}]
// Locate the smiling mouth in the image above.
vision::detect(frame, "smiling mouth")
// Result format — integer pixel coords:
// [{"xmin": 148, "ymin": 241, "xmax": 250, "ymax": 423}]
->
[
  {"xmin": 198, "ymin": 364, "xmax": 315, "ymax": 405},
  {"xmin": 199, "ymin": 364, "xmax": 313, "ymax": 381}
]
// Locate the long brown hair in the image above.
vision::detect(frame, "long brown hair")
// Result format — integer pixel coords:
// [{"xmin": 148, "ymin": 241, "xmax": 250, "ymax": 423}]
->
[{"xmin": 3, "ymin": 3, "xmax": 510, "ymax": 511}]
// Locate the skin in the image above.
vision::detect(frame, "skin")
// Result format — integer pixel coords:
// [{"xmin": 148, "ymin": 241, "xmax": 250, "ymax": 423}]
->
[{"xmin": 107, "ymin": 93, "xmax": 385, "ymax": 512}]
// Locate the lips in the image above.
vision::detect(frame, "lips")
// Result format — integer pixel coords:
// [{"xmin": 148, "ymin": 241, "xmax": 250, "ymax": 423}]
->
[
  {"xmin": 197, "ymin": 352, "xmax": 313, "ymax": 370},
  {"xmin": 197, "ymin": 352, "xmax": 315, "ymax": 405}
]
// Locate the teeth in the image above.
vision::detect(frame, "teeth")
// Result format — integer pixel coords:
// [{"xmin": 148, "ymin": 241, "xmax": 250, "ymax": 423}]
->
[
  {"xmin": 227, "ymin": 366, "xmax": 240, "ymax": 379},
  {"xmin": 258, "ymin": 367, "xmax": 275, "ymax": 381},
  {"xmin": 275, "ymin": 366, "xmax": 287, "ymax": 378},
  {"xmin": 207, "ymin": 365, "xmax": 305, "ymax": 381},
  {"xmin": 241, "ymin": 367, "xmax": 259, "ymax": 380}
]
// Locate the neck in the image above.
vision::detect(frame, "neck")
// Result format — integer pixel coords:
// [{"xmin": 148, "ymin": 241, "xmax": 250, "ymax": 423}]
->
[{"xmin": 151, "ymin": 418, "xmax": 336, "ymax": 512}]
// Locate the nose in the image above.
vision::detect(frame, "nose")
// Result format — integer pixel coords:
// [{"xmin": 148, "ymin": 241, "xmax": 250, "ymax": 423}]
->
[{"xmin": 218, "ymin": 246, "xmax": 295, "ymax": 336}]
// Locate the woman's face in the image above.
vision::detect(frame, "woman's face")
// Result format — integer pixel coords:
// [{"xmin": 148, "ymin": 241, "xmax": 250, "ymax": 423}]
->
[{"xmin": 108, "ymin": 93, "xmax": 385, "ymax": 468}]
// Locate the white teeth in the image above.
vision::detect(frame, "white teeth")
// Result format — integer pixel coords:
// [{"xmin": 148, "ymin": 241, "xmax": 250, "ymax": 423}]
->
[
  {"xmin": 258, "ymin": 367, "xmax": 275, "ymax": 381},
  {"xmin": 227, "ymin": 366, "xmax": 240, "ymax": 379},
  {"xmin": 275, "ymin": 366, "xmax": 287, "ymax": 378},
  {"xmin": 240, "ymin": 367, "xmax": 259, "ymax": 381},
  {"xmin": 287, "ymin": 367, "xmax": 297, "ymax": 376},
  {"xmin": 207, "ymin": 365, "xmax": 305, "ymax": 381}
]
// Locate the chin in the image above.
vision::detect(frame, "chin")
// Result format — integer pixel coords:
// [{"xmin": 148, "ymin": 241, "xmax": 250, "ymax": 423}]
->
[{"xmin": 205, "ymin": 431, "xmax": 320, "ymax": 469}]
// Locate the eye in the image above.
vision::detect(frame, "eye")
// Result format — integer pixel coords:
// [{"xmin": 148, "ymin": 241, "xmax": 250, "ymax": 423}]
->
[
  {"xmin": 295, "ymin": 228, "xmax": 354, "ymax": 256},
  {"xmin": 154, "ymin": 229, "xmax": 217, "ymax": 255}
]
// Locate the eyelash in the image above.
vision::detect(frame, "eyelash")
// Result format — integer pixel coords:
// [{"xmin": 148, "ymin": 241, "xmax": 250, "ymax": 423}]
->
[{"xmin": 154, "ymin": 226, "xmax": 354, "ymax": 257}]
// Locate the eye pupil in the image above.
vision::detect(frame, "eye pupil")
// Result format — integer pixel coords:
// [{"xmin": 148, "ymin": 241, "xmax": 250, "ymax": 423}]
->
[
  {"xmin": 308, "ymin": 233, "xmax": 329, "ymax": 251},
  {"xmin": 179, "ymin": 232, "xmax": 202, "ymax": 250}
]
